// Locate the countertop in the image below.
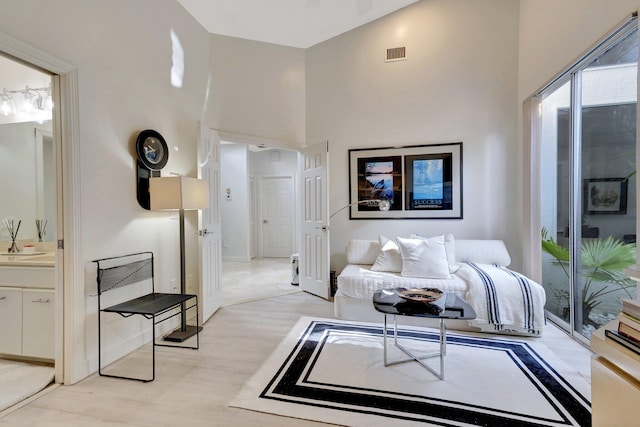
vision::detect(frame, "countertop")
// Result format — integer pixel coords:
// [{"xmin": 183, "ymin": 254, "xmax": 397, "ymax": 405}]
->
[{"xmin": 0, "ymin": 252, "xmax": 55, "ymax": 267}]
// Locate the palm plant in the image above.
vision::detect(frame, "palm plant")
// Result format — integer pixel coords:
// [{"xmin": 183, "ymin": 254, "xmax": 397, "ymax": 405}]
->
[{"xmin": 541, "ymin": 228, "xmax": 636, "ymax": 326}]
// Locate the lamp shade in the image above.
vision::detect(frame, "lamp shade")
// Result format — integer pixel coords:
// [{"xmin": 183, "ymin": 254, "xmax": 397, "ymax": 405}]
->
[{"xmin": 149, "ymin": 176, "xmax": 210, "ymax": 210}]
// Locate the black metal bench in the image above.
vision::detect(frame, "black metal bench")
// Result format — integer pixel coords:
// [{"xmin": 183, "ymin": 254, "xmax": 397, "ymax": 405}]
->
[{"xmin": 94, "ymin": 252, "xmax": 199, "ymax": 382}]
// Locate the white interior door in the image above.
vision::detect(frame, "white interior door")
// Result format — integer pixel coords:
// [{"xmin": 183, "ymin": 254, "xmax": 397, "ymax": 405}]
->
[
  {"xmin": 299, "ymin": 142, "xmax": 330, "ymax": 299},
  {"xmin": 262, "ymin": 176, "xmax": 294, "ymax": 257},
  {"xmin": 198, "ymin": 123, "xmax": 222, "ymax": 323},
  {"xmin": 250, "ymin": 177, "xmax": 257, "ymax": 259}
]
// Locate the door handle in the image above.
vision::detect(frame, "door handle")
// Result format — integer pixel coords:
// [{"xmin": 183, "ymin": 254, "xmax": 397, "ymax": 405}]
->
[
  {"xmin": 32, "ymin": 298, "xmax": 50, "ymax": 303},
  {"xmin": 199, "ymin": 229, "xmax": 214, "ymax": 236},
  {"xmin": 315, "ymin": 226, "xmax": 328, "ymax": 231}
]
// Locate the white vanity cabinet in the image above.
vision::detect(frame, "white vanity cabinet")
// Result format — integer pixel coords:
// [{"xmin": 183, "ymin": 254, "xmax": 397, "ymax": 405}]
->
[
  {"xmin": 0, "ymin": 287, "xmax": 23, "ymax": 355},
  {"xmin": 0, "ymin": 263, "xmax": 55, "ymax": 360},
  {"xmin": 22, "ymin": 289, "xmax": 55, "ymax": 358}
]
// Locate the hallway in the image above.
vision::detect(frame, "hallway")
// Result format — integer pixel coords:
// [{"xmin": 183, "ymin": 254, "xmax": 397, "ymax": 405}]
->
[{"xmin": 221, "ymin": 257, "xmax": 300, "ymax": 306}]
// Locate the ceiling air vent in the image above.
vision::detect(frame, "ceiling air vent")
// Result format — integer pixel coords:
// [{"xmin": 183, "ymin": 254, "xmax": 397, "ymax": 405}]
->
[{"xmin": 385, "ymin": 46, "xmax": 406, "ymax": 62}]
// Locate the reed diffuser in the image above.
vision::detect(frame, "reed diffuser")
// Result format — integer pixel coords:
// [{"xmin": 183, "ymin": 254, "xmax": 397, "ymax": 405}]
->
[
  {"xmin": 3, "ymin": 218, "xmax": 21, "ymax": 253},
  {"xmin": 36, "ymin": 219, "xmax": 48, "ymax": 242}
]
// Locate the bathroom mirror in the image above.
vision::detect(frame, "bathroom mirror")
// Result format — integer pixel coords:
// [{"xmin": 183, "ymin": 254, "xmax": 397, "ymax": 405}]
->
[{"xmin": 0, "ymin": 120, "xmax": 55, "ymax": 242}]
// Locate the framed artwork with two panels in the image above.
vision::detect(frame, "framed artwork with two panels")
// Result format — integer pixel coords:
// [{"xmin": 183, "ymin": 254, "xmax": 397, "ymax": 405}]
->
[{"xmin": 348, "ymin": 142, "xmax": 463, "ymax": 219}]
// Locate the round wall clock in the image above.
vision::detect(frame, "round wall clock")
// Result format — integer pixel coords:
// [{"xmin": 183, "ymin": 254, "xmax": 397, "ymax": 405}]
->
[{"xmin": 136, "ymin": 129, "xmax": 168, "ymax": 170}]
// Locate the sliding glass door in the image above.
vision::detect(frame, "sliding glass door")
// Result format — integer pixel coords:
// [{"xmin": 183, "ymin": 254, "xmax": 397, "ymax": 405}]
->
[{"xmin": 539, "ymin": 24, "xmax": 638, "ymax": 340}]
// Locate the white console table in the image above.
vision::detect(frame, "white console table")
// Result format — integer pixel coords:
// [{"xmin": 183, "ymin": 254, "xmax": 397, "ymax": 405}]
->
[{"xmin": 591, "ymin": 319, "xmax": 640, "ymax": 426}]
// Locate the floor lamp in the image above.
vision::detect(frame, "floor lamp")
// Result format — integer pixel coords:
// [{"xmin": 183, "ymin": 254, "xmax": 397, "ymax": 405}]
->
[
  {"xmin": 150, "ymin": 175, "xmax": 210, "ymax": 342},
  {"xmin": 329, "ymin": 199, "xmax": 391, "ymax": 219}
]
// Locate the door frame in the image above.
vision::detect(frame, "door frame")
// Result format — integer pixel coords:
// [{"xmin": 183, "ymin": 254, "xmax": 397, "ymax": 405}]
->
[
  {"xmin": 215, "ymin": 129, "xmax": 300, "ymax": 260},
  {"xmin": 0, "ymin": 31, "xmax": 82, "ymax": 384},
  {"xmin": 258, "ymin": 174, "xmax": 295, "ymax": 258},
  {"xmin": 250, "ymin": 176, "xmax": 257, "ymax": 258}
]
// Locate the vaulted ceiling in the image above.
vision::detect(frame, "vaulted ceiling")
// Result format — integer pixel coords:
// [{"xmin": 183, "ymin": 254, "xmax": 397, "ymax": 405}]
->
[{"xmin": 176, "ymin": 0, "xmax": 419, "ymax": 48}]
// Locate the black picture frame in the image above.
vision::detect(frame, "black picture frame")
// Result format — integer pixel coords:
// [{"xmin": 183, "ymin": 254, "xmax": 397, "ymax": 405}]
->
[
  {"xmin": 354, "ymin": 156, "xmax": 403, "ymax": 212},
  {"xmin": 348, "ymin": 142, "xmax": 462, "ymax": 219},
  {"xmin": 583, "ymin": 178, "xmax": 628, "ymax": 215},
  {"xmin": 404, "ymin": 153, "xmax": 453, "ymax": 211}
]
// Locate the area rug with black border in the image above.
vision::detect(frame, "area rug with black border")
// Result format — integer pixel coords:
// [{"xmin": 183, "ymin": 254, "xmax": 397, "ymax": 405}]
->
[{"xmin": 229, "ymin": 317, "xmax": 591, "ymax": 426}]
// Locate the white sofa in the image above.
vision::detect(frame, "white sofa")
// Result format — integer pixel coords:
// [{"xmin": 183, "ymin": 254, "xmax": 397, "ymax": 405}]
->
[{"xmin": 334, "ymin": 236, "xmax": 546, "ymax": 336}]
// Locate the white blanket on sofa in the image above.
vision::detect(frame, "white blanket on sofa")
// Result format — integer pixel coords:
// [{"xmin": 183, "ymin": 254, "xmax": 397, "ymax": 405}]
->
[{"xmin": 456, "ymin": 262, "xmax": 546, "ymax": 336}]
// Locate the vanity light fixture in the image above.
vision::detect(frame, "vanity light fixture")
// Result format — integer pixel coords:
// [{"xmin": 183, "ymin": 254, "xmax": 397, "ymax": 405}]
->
[{"xmin": 0, "ymin": 85, "xmax": 52, "ymax": 116}]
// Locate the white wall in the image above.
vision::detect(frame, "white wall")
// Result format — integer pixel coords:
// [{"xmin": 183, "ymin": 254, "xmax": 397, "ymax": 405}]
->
[
  {"xmin": 208, "ymin": 35, "xmax": 306, "ymax": 147},
  {"xmin": 250, "ymin": 148, "xmax": 298, "ymax": 176},
  {"xmin": 220, "ymin": 144, "xmax": 250, "ymax": 261},
  {"xmin": 306, "ymin": 0, "xmax": 522, "ymax": 272}
]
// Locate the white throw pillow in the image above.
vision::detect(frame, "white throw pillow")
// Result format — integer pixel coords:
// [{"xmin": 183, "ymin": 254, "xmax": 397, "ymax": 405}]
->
[
  {"xmin": 371, "ymin": 235, "xmax": 402, "ymax": 272},
  {"xmin": 410, "ymin": 233, "xmax": 459, "ymax": 273},
  {"xmin": 397, "ymin": 236, "xmax": 451, "ymax": 279},
  {"xmin": 346, "ymin": 239, "xmax": 380, "ymax": 265}
]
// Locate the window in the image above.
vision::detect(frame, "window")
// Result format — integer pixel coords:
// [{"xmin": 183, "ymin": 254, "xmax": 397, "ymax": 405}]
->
[{"xmin": 525, "ymin": 15, "xmax": 638, "ymax": 341}]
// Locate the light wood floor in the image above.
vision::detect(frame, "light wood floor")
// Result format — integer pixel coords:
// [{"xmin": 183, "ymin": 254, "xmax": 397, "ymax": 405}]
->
[
  {"xmin": 0, "ymin": 291, "xmax": 593, "ymax": 426},
  {"xmin": 1, "ymin": 292, "xmax": 335, "ymax": 426},
  {"xmin": 222, "ymin": 258, "xmax": 301, "ymax": 306}
]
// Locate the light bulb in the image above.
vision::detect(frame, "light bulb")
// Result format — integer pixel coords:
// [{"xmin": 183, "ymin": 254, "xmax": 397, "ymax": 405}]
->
[
  {"xmin": 21, "ymin": 92, "xmax": 34, "ymax": 113},
  {"xmin": 34, "ymin": 92, "xmax": 45, "ymax": 110},
  {"xmin": 0, "ymin": 98, "xmax": 11, "ymax": 116},
  {"xmin": 44, "ymin": 93, "xmax": 53, "ymax": 111}
]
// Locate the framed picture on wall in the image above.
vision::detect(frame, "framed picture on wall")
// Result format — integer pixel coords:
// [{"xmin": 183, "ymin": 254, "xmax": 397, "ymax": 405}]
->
[
  {"xmin": 583, "ymin": 178, "xmax": 628, "ymax": 215},
  {"xmin": 353, "ymin": 155, "xmax": 403, "ymax": 213},
  {"xmin": 348, "ymin": 142, "xmax": 462, "ymax": 219},
  {"xmin": 405, "ymin": 153, "xmax": 453, "ymax": 211}
]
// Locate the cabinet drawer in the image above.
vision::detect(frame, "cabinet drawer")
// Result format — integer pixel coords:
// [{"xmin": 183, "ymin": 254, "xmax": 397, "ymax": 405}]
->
[
  {"xmin": 592, "ymin": 356, "xmax": 640, "ymax": 426},
  {"xmin": 0, "ymin": 287, "xmax": 22, "ymax": 355},
  {"xmin": 22, "ymin": 289, "xmax": 55, "ymax": 359}
]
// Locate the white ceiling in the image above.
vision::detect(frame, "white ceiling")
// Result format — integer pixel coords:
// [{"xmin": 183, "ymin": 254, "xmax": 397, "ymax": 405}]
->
[{"xmin": 176, "ymin": 0, "xmax": 419, "ymax": 49}]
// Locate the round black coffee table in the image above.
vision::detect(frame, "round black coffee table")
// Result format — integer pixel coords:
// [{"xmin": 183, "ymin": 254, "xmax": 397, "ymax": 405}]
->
[{"xmin": 372, "ymin": 288, "xmax": 476, "ymax": 380}]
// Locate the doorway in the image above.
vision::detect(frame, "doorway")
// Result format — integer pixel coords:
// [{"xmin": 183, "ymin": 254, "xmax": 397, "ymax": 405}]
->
[
  {"xmin": 219, "ymin": 140, "xmax": 300, "ymax": 304},
  {"xmin": 0, "ymin": 53, "xmax": 57, "ymax": 411},
  {"xmin": 534, "ymin": 18, "xmax": 638, "ymax": 341}
]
